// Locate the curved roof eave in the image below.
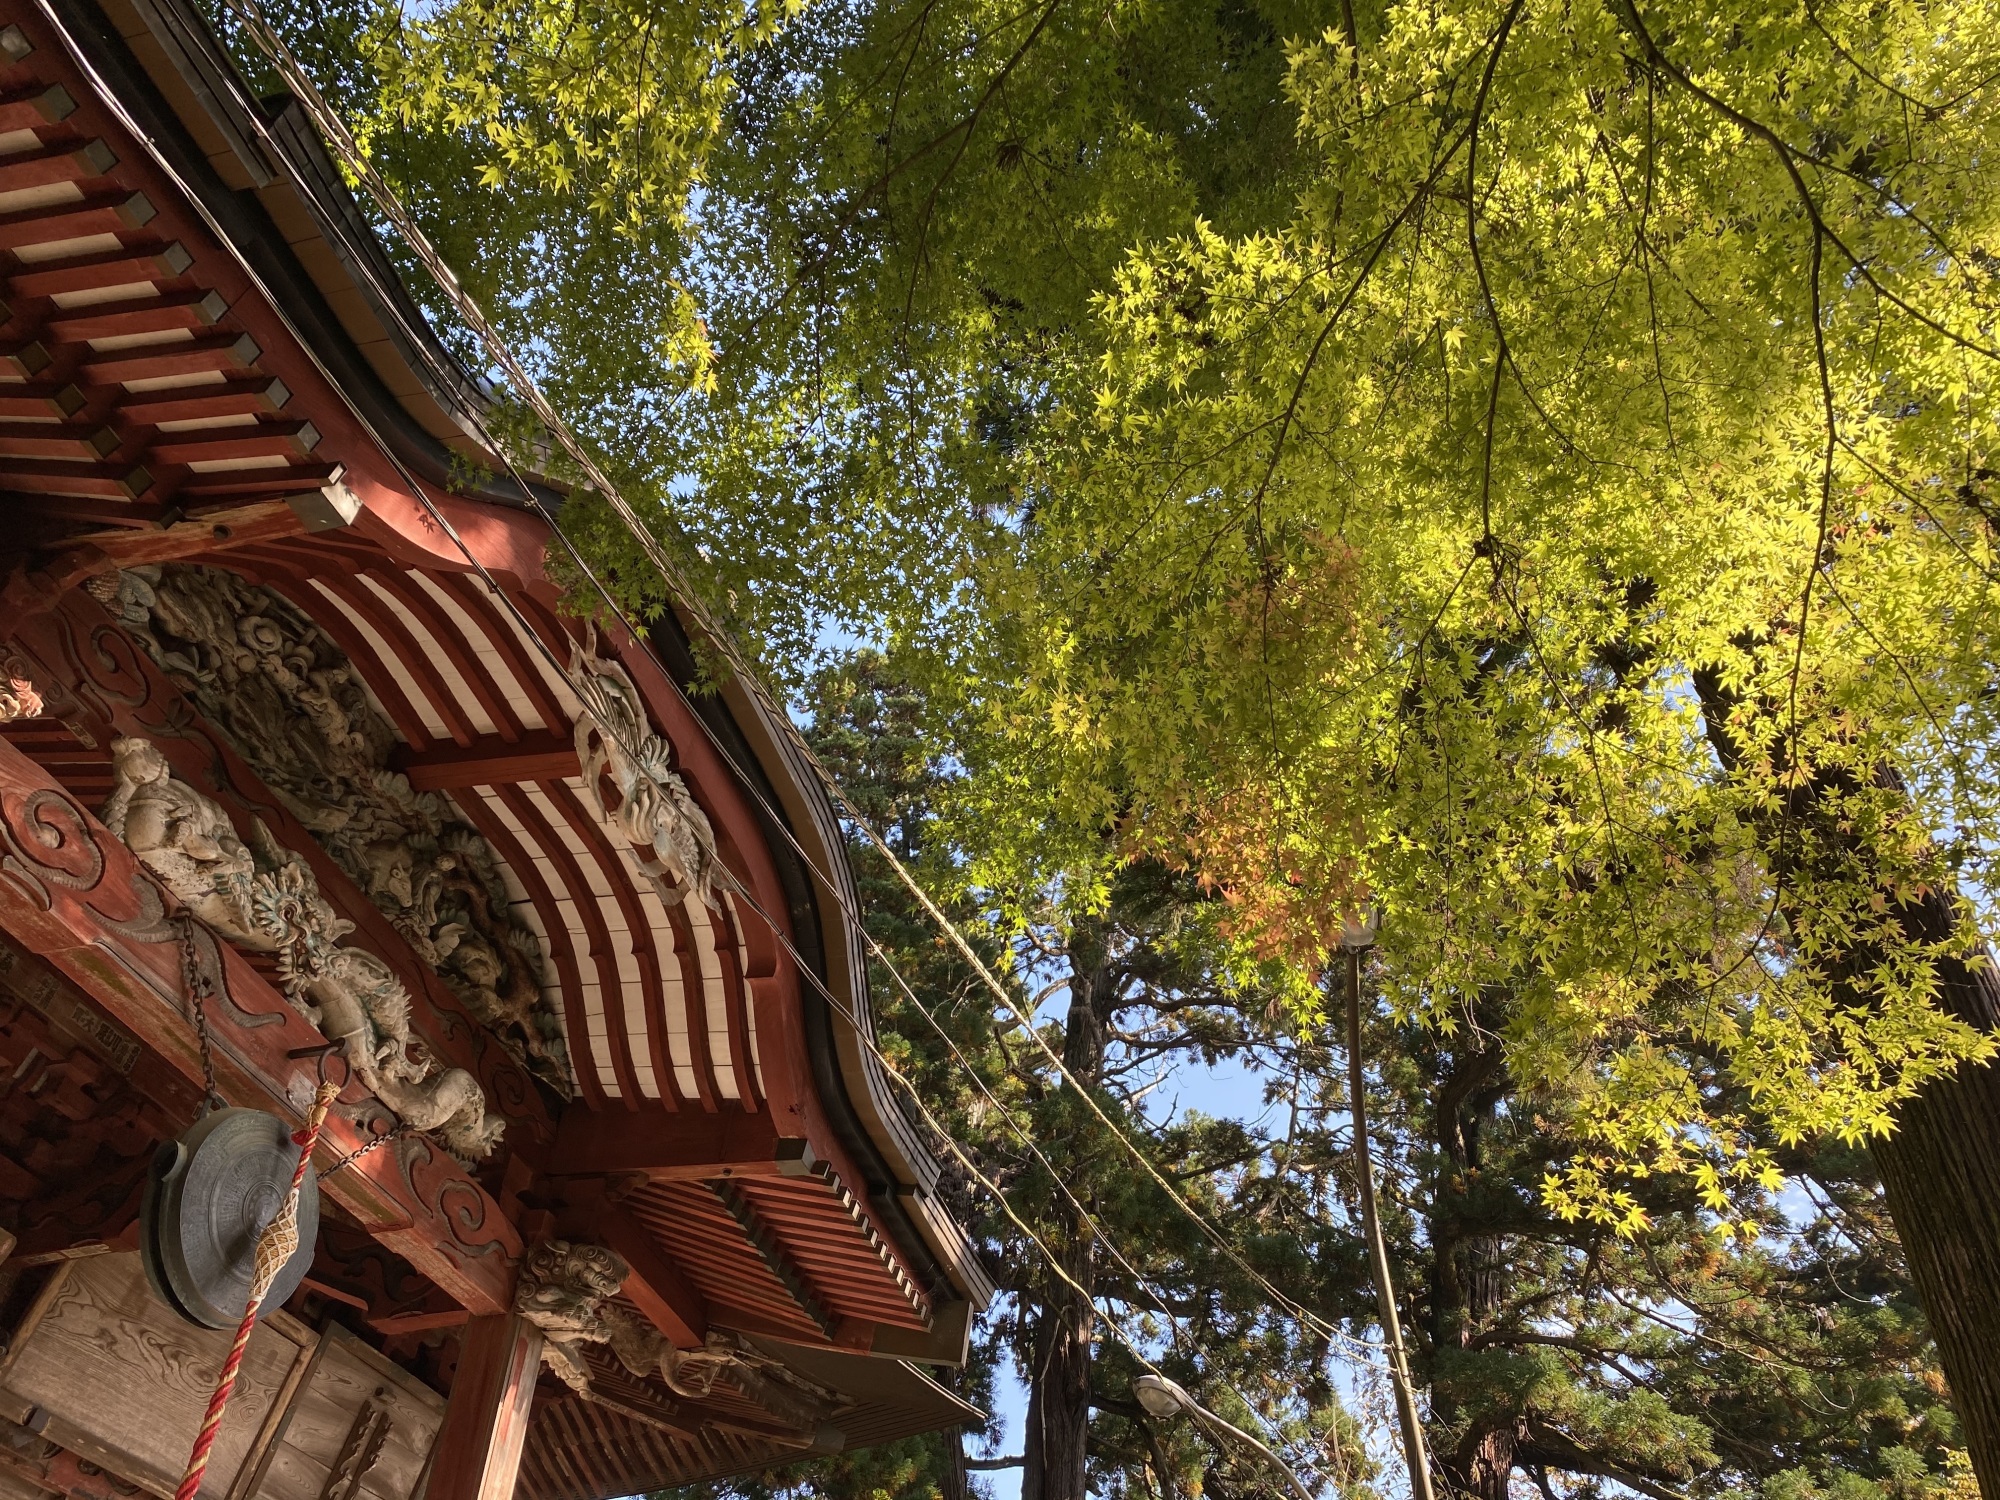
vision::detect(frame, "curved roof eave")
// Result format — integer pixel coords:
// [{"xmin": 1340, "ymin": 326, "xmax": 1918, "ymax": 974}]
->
[
  {"xmin": 66, "ymin": 0, "xmax": 554, "ymax": 509},
  {"xmin": 61, "ymin": 0, "xmax": 992, "ymax": 1312},
  {"xmin": 650, "ymin": 611, "xmax": 996, "ymax": 1313}
]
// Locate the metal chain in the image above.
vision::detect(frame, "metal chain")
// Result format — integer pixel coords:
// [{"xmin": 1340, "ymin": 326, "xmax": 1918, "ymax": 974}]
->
[
  {"xmin": 170, "ymin": 916, "xmax": 432, "ymax": 1184},
  {"xmin": 316, "ymin": 1123, "xmax": 414, "ymax": 1181},
  {"xmin": 171, "ymin": 917, "xmax": 427, "ymax": 1176},
  {"xmin": 174, "ymin": 913, "xmax": 222, "ymax": 1119}
]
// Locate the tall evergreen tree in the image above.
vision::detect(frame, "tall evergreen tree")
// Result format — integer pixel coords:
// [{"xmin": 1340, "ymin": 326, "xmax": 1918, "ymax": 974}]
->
[
  {"xmin": 779, "ymin": 654, "xmax": 1367, "ymax": 1500},
  {"xmin": 212, "ymin": 0, "xmax": 2000, "ymax": 1480},
  {"xmin": 658, "ymin": 656, "xmax": 1968, "ymax": 1500}
]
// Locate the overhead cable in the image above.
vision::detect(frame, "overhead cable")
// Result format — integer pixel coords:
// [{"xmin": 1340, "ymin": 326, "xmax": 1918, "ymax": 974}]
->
[
  {"xmin": 208, "ymin": 0, "xmax": 1401, "ymax": 1367},
  {"xmin": 62, "ymin": 0, "xmax": 1394, "ymax": 1409}
]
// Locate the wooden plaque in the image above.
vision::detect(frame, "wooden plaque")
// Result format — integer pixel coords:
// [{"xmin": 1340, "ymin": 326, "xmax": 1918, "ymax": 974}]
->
[{"xmin": 0, "ymin": 1252, "xmax": 314, "ymax": 1499}]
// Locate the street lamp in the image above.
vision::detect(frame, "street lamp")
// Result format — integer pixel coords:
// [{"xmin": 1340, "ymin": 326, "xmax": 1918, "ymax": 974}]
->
[
  {"xmin": 1339, "ymin": 905, "xmax": 1438, "ymax": 1500},
  {"xmin": 1338, "ymin": 905, "xmax": 1380, "ymax": 952},
  {"xmin": 1132, "ymin": 1374, "xmax": 1316, "ymax": 1500}
]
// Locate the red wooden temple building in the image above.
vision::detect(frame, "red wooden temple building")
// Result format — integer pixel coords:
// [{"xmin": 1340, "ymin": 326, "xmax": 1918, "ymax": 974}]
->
[{"xmin": 0, "ymin": 1, "xmax": 991, "ymax": 1496}]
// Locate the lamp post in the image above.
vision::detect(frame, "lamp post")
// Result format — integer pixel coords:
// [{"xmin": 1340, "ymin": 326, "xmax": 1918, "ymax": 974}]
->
[
  {"xmin": 1132, "ymin": 1374, "xmax": 1317, "ymax": 1500},
  {"xmin": 1340, "ymin": 906, "xmax": 1438, "ymax": 1500}
]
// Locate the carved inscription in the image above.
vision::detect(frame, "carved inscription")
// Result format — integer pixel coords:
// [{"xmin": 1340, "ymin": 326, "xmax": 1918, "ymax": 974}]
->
[{"xmin": 0, "ymin": 940, "xmax": 143, "ymax": 1074}]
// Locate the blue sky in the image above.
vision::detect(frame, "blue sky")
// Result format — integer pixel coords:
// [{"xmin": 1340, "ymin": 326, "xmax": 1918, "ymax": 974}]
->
[{"xmin": 796, "ymin": 622, "xmax": 1394, "ymax": 1497}]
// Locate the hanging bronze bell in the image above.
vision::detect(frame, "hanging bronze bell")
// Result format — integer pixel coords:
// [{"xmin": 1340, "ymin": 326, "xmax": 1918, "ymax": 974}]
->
[{"xmin": 140, "ymin": 1107, "xmax": 320, "ymax": 1329}]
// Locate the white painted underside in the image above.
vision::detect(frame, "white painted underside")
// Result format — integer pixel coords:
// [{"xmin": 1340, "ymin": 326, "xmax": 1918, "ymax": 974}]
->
[{"xmin": 335, "ymin": 574, "xmax": 738, "ymax": 1109}]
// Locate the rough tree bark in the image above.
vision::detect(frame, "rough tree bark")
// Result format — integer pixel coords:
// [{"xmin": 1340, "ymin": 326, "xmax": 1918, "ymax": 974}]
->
[
  {"xmin": 1856, "ymin": 899, "xmax": 2000, "ymax": 1495},
  {"xmin": 1426, "ymin": 1040, "xmax": 1518, "ymax": 1500},
  {"xmin": 1021, "ymin": 1243, "xmax": 1095, "ymax": 1500},
  {"xmin": 1022, "ymin": 924, "xmax": 1113, "ymax": 1500},
  {"xmin": 942, "ymin": 1407, "xmax": 971, "ymax": 1500},
  {"xmin": 1694, "ymin": 668, "xmax": 2000, "ymax": 1495}
]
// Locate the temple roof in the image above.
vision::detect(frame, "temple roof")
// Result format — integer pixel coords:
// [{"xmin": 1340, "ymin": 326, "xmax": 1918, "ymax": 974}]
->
[{"xmin": 0, "ymin": 1, "xmax": 990, "ymax": 1490}]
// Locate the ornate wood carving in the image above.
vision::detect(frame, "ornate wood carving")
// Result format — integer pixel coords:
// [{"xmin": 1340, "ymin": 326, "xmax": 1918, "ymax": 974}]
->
[
  {"xmin": 96, "ymin": 565, "xmax": 571, "ymax": 1095},
  {"xmin": 1, "ymin": 587, "xmax": 553, "ymax": 1151},
  {"xmin": 0, "ymin": 937, "xmax": 186, "ymax": 1257},
  {"xmin": 305, "ymin": 1217, "xmax": 432, "ymax": 1326},
  {"xmin": 242, "ymin": 1324, "xmax": 445, "ymax": 1500},
  {"xmin": 99, "ymin": 736, "xmax": 503, "ymax": 1159},
  {"xmin": 0, "ymin": 680, "xmax": 41, "ymax": 726},
  {"xmin": 318, "ymin": 1391, "xmax": 392, "ymax": 1500},
  {"xmin": 0, "ymin": 734, "xmax": 520, "ymax": 1313},
  {"xmin": 568, "ymin": 638, "xmax": 720, "ymax": 910},
  {"xmin": 511, "ymin": 1240, "xmax": 838, "ymax": 1431}
]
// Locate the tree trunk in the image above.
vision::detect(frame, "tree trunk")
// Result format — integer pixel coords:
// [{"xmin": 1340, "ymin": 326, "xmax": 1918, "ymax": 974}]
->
[
  {"xmin": 942, "ymin": 1398, "xmax": 971, "ymax": 1500},
  {"xmin": 1873, "ymin": 1055, "xmax": 2000, "ymax": 1494},
  {"xmin": 1850, "ymin": 885, "xmax": 2000, "ymax": 1494},
  {"xmin": 1023, "ymin": 927, "xmax": 1113, "ymax": 1500},
  {"xmin": 1693, "ymin": 668, "xmax": 2000, "ymax": 1493},
  {"xmin": 1021, "ymin": 1258, "xmax": 1095, "ymax": 1500},
  {"xmin": 1426, "ymin": 1039, "xmax": 1515, "ymax": 1500},
  {"xmin": 1451, "ymin": 1428, "xmax": 1518, "ymax": 1500}
]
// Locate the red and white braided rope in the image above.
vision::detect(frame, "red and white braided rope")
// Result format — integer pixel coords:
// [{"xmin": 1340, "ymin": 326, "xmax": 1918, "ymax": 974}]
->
[{"xmin": 174, "ymin": 1080, "xmax": 340, "ymax": 1500}]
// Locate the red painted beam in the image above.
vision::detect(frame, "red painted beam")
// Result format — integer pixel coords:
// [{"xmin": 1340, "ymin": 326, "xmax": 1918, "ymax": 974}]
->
[
  {"xmin": 371, "ymin": 1308, "xmax": 472, "ymax": 1336},
  {"xmin": 76, "ymin": 329, "xmax": 257, "ymax": 380},
  {"xmin": 0, "ymin": 456, "xmax": 148, "ymax": 497},
  {"xmin": 555, "ymin": 1181, "xmax": 708, "ymax": 1347},
  {"xmin": 0, "ymin": 381, "xmax": 82, "ymax": 418},
  {"xmin": 546, "ymin": 1107, "xmax": 814, "ymax": 1180},
  {"xmin": 0, "ymin": 337, "xmax": 48, "ymax": 376},
  {"xmin": 173, "ymin": 463, "xmax": 341, "ymax": 498},
  {"xmin": 0, "ymin": 138, "xmax": 116, "ymax": 193},
  {"xmin": 391, "ymin": 731, "xmax": 581, "ymax": 791},
  {"xmin": 0, "ymin": 419, "xmax": 117, "ymax": 458},
  {"xmin": 0, "ymin": 188, "xmax": 153, "ymax": 248},
  {"xmin": 9, "ymin": 242, "xmax": 192, "ymax": 300},
  {"xmin": 146, "ymin": 419, "xmax": 319, "ymax": 464},
  {"xmin": 117, "ymin": 373, "xmax": 289, "ymax": 424},
  {"xmin": 0, "ymin": 82, "xmax": 74, "ymax": 132},
  {"xmin": 424, "ymin": 1315, "xmax": 542, "ymax": 1500},
  {"xmin": 0, "ymin": 736, "xmax": 522, "ymax": 1314},
  {"xmin": 59, "ymin": 498, "xmax": 310, "ymax": 568},
  {"xmin": 44, "ymin": 287, "xmax": 227, "ymax": 343}
]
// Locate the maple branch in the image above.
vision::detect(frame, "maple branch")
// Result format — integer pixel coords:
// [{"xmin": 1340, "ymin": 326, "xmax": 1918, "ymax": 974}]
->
[{"xmin": 1617, "ymin": 0, "xmax": 2000, "ymax": 363}]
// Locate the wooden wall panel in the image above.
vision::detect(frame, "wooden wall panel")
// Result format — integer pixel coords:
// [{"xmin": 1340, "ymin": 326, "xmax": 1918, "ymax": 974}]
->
[
  {"xmin": 0, "ymin": 1252, "xmax": 313, "ymax": 1499},
  {"xmin": 242, "ymin": 1325, "xmax": 443, "ymax": 1500}
]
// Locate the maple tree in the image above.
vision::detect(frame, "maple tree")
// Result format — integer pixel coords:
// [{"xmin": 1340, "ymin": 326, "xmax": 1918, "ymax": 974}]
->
[
  {"xmin": 227, "ymin": 0, "xmax": 2000, "ymax": 1485},
  {"xmin": 670, "ymin": 655, "xmax": 1974, "ymax": 1500}
]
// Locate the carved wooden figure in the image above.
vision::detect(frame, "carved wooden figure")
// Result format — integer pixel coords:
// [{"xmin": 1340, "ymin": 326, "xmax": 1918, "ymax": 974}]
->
[{"xmin": 0, "ymin": 2, "xmax": 987, "ymax": 1496}]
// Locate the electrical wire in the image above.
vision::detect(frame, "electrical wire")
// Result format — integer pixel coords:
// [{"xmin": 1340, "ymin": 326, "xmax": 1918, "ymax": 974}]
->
[
  {"xmin": 205, "ymin": 0, "xmax": 1402, "ymax": 1375},
  {"xmin": 32, "ymin": 2, "xmax": 1389, "ymax": 1476}
]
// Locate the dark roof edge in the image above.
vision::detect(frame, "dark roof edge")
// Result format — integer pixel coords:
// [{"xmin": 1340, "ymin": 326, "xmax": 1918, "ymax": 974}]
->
[
  {"xmin": 60, "ymin": 0, "xmax": 555, "ymax": 510},
  {"xmin": 648, "ymin": 612, "xmax": 993, "ymax": 1313}
]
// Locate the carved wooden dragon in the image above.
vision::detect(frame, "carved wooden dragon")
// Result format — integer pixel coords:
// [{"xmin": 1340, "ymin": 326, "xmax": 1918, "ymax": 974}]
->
[{"xmin": 101, "ymin": 736, "xmax": 505, "ymax": 1159}]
